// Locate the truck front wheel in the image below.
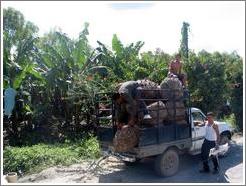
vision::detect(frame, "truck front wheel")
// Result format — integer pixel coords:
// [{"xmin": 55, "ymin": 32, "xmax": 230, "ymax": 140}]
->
[
  {"xmin": 218, "ymin": 133, "xmax": 230, "ymax": 157},
  {"xmin": 154, "ymin": 148, "xmax": 179, "ymax": 177},
  {"xmin": 220, "ymin": 134, "xmax": 230, "ymax": 145}
]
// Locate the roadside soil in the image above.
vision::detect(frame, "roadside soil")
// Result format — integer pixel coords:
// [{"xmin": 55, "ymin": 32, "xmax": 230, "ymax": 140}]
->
[{"xmin": 16, "ymin": 133, "xmax": 243, "ymax": 183}]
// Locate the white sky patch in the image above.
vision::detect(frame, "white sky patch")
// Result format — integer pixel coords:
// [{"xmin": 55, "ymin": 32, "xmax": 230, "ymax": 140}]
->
[{"xmin": 2, "ymin": 1, "xmax": 245, "ymax": 58}]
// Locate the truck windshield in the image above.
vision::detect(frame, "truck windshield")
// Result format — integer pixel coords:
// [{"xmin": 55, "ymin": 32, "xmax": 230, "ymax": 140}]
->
[{"xmin": 192, "ymin": 112, "xmax": 205, "ymax": 126}]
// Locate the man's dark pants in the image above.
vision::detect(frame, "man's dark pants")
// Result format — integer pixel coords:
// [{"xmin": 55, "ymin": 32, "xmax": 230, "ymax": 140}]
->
[{"xmin": 201, "ymin": 139, "xmax": 219, "ymax": 171}]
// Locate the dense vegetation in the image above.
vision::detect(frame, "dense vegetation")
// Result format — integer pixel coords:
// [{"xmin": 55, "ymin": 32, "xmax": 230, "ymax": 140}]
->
[
  {"xmin": 3, "ymin": 136, "xmax": 99, "ymax": 174},
  {"xmin": 3, "ymin": 7, "xmax": 243, "ymax": 174}
]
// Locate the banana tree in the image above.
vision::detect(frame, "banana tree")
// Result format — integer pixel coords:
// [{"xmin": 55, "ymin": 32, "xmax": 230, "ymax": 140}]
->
[
  {"xmin": 3, "ymin": 8, "xmax": 46, "ymax": 145},
  {"xmin": 35, "ymin": 23, "xmax": 113, "ymax": 137},
  {"xmin": 95, "ymin": 34, "xmax": 145, "ymax": 81},
  {"xmin": 3, "ymin": 8, "xmax": 44, "ymax": 89}
]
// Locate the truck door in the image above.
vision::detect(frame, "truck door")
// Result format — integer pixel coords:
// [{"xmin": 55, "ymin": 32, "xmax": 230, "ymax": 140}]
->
[{"xmin": 192, "ymin": 111, "xmax": 206, "ymax": 151}]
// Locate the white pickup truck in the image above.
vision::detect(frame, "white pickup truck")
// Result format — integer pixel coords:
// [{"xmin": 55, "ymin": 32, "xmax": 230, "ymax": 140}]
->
[{"xmin": 97, "ymin": 91, "xmax": 234, "ymax": 177}]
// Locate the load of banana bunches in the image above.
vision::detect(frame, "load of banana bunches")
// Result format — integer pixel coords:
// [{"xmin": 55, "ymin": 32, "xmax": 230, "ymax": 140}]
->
[{"xmin": 113, "ymin": 76, "xmax": 187, "ymax": 152}]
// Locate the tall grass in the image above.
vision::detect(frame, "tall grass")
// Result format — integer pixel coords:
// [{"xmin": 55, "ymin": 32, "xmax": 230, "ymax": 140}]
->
[{"xmin": 3, "ymin": 135, "xmax": 100, "ymax": 175}]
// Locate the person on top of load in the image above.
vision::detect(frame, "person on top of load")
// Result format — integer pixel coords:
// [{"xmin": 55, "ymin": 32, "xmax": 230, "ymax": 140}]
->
[
  {"xmin": 113, "ymin": 81, "xmax": 152, "ymax": 128},
  {"xmin": 168, "ymin": 53, "xmax": 186, "ymax": 88}
]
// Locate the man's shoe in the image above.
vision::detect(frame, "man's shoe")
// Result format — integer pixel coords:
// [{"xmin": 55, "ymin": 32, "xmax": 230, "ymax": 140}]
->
[
  {"xmin": 199, "ymin": 169, "xmax": 210, "ymax": 173},
  {"xmin": 143, "ymin": 114, "xmax": 152, "ymax": 120}
]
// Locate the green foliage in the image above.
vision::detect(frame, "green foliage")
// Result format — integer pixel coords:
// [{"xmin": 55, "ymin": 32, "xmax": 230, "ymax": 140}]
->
[
  {"xmin": 141, "ymin": 49, "xmax": 171, "ymax": 84},
  {"xmin": 184, "ymin": 50, "xmax": 243, "ymax": 131},
  {"xmin": 97, "ymin": 34, "xmax": 145, "ymax": 81},
  {"xmin": 3, "ymin": 7, "xmax": 243, "ymax": 150},
  {"xmin": 3, "ymin": 8, "xmax": 105, "ymax": 145},
  {"xmin": 224, "ymin": 52, "xmax": 243, "ymax": 130},
  {"xmin": 223, "ymin": 114, "xmax": 237, "ymax": 131},
  {"xmin": 185, "ymin": 51, "xmax": 226, "ymax": 113},
  {"xmin": 134, "ymin": 66, "xmax": 149, "ymax": 79},
  {"xmin": 112, "ymin": 34, "xmax": 124, "ymax": 56},
  {"xmin": 3, "ymin": 9, "xmax": 243, "ymax": 179},
  {"xmin": 3, "ymin": 7, "xmax": 40, "ymax": 89},
  {"xmin": 73, "ymin": 135, "xmax": 100, "ymax": 159},
  {"xmin": 180, "ymin": 22, "xmax": 190, "ymax": 63},
  {"xmin": 3, "ymin": 136, "xmax": 100, "ymax": 174}
]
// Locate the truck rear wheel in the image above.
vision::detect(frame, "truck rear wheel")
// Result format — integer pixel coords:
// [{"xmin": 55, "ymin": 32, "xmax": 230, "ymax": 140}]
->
[
  {"xmin": 123, "ymin": 159, "xmax": 141, "ymax": 166},
  {"xmin": 154, "ymin": 148, "xmax": 179, "ymax": 177}
]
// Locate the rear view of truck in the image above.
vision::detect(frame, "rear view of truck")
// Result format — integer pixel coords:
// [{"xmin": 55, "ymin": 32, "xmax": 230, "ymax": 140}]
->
[{"xmin": 95, "ymin": 88, "xmax": 192, "ymax": 177}]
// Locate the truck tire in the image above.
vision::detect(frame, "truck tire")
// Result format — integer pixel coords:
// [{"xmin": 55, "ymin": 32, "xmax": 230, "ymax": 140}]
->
[
  {"xmin": 219, "ymin": 134, "xmax": 230, "ymax": 145},
  {"xmin": 123, "ymin": 159, "xmax": 141, "ymax": 166},
  {"xmin": 154, "ymin": 148, "xmax": 179, "ymax": 177}
]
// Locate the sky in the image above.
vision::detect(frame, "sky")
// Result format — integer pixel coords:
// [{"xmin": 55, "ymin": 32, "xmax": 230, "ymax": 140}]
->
[{"xmin": 2, "ymin": 1, "xmax": 245, "ymax": 58}]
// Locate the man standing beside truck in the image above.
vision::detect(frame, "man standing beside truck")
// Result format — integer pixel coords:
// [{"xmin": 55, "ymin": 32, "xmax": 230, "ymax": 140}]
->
[{"xmin": 200, "ymin": 112, "xmax": 220, "ymax": 174}]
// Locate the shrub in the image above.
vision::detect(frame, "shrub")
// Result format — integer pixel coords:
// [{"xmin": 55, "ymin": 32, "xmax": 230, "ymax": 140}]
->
[
  {"xmin": 3, "ymin": 136, "xmax": 100, "ymax": 175},
  {"xmin": 223, "ymin": 113, "xmax": 238, "ymax": 132}
]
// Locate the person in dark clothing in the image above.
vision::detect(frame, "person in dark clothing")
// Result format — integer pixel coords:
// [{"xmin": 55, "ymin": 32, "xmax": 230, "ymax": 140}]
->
[
  {"xmin": 200, "ymin": 112, "xmax": 220, "ymax": 174},
  {"xmin": 113, "ymin": 98, "xmax": 129, "ymax": 129},
  {"xmin": 113, "ymin": 81, "xmax": 151, "ymax": 127}
]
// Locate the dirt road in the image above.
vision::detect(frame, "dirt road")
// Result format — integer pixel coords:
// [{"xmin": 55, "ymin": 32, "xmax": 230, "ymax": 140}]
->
[{"xmin": 17, "ymin": 134, "xmax": 244, "ymax": 183}]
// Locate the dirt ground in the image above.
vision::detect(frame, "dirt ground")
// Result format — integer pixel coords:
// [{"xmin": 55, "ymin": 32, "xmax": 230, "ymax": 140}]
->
[{"xmin": 16, "ymin": 133, "xmax": 244, "ymax": 184}]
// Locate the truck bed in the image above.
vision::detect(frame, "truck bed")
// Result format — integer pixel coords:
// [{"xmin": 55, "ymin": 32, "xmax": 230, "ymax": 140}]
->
[{"xmin": 97, "ymin": 123, "xmax": 192, "ymax": 158}]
